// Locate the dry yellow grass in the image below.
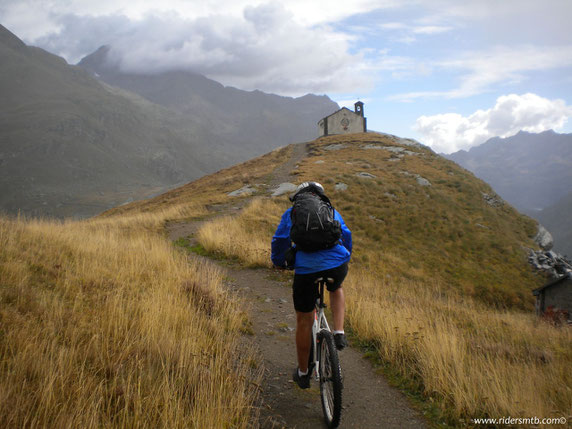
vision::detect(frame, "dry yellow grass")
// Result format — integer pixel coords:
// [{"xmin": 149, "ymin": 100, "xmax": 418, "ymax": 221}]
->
[
  {"xmin": 12, "ymin": 132, "xmax": 566, "ymax": 427},
  {"xmin": 0, "ymin": 145, "xmax": 298, "ymax": 427},
  {"xmin": 197, "ymin": 198, "xmax": 288, "ymax": 268},
  {"xmin": 345, "ymin": 269, "xmax": 572, "ymax": 423},
  {"xmin": 0, "ymin": 210, "xmax": 259, "ymax": 428},
  {"xmin": 194, "ymin": 194, "xmax": 572, "ymax": 425}
]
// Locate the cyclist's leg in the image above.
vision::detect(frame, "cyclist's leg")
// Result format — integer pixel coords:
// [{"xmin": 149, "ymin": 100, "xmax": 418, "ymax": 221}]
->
[
  {"xmin": 329, "ymin": 287, "xmax": 345, "ymax": 332},
  {"xmin": 295, "ymin": 311, "xmax": 313, "ymax": 372},
  {"xmin": 324, "ymin": 262, "xmax": 349, "ymax": 332},
  {"xmin": 292, "ymin": 272, "xmax": 319, "ymax": 372}
]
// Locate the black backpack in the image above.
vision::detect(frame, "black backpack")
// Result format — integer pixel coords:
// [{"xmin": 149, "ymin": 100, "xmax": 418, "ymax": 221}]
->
[{"xmin": 290, "ymin": 190, "xmax": 342, "ymax": 252}]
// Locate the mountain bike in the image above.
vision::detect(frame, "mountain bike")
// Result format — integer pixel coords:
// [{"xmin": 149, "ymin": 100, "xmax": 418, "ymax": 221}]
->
[{"xmin": 308, "ymin": 277, "xmax": 343, "ymax": 428}]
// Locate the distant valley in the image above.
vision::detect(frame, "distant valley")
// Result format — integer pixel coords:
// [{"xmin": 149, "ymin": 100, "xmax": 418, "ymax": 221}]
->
[{"xmin": 445, "ymin": 130, "xmax": 572, "ymax": 257}]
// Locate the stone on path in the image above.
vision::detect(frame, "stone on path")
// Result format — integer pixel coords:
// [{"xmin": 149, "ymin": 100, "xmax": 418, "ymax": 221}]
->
[
  {"xmin": 228, "ymin": 185, "xmax": 257, "ymax": 197},
  {"xmin": 271, "ymin": 182, "xmax": 297, "ymax": 197}
]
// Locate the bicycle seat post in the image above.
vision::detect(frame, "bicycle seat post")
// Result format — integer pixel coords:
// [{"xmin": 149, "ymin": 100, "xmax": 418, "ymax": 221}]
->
[
  {"xmin": 315, "ymin": 277, "xmax": 334, "ymax": 309},
  {"xmin": 319, "ymin": 280, "xmax": 325, "ymax": 309},
  {"xmin": 314, "ymin": 277, "xmax": 325, "ymax": 309}
]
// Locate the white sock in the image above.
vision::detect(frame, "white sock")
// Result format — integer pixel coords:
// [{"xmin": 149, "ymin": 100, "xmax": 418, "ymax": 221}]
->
[
  {"xmin": 298, "ymin": 368, "xmax": 308, "ymax": 376},
  {"xmin": 333, "ymin": 330, "xmax": 345, "ymax": 335}
]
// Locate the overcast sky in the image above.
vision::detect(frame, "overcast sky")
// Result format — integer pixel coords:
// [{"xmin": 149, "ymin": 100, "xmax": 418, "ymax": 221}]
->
[{"xmin": 2, "ymin": 0, "xmax": 572, "ymax": 153}]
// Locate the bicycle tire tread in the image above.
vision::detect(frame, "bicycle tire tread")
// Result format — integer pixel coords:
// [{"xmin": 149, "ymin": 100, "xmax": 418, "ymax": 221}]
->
[{"xmin": 318, "ymin": 329, "xmax": 343, "ymax": 428}]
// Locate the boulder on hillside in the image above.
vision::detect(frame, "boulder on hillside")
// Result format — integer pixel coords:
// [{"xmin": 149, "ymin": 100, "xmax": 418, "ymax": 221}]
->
[
  {"xmin": 271, "ymin": 183, "xmax": 297, "ymax": 197},
  {"xmin": 356, "ymin": 172, "xmax": 376, "ymax": 179},
  {"xmin": 228, "ymin": 185, "xmax": 257, "ymax": 197},
  {"xmin": 535, "ymin": 224, "xmax": 554, "ymax": 251},
  {"xmin": 335, "ymin": 183, "xmax": 348, "ymax": 191}
]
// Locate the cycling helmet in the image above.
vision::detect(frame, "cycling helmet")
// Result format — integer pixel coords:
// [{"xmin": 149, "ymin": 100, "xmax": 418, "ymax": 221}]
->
[{"xmin": 290, "ymin": 181, "xmax": 324, "ymax": 201}]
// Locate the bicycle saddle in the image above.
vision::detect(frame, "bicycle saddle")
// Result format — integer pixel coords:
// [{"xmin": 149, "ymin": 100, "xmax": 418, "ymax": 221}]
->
[{"xmin": 314, "ymin": 277, "xmax": 335, "ymax": 284}]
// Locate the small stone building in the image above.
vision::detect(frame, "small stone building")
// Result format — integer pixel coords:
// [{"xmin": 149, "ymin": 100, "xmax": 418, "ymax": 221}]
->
[
  {"xmin": 318, "ymin": 102, "xmax": 367, "ymax": 137},
  {"xmin": 532, "ymin": 273, "xmax": 572, "ymax": 322}
]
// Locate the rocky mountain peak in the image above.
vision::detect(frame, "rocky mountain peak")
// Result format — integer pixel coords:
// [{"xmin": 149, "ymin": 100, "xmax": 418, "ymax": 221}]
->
[{"xmin": 77, "ymin": 45, "xmax": 113, "ymax": 72}]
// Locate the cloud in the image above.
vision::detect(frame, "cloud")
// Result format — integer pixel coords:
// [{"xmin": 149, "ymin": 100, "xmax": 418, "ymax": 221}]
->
[
  {"xmin": 414, "ymin": 0, "xmax": 572, "ymax": 46},
  {"xmin": 5, "ymin": 2, "xmax": 376, "ymax": 96},
  {"xmin": 377, "ymin": 20, "xmax": 453, "ymax": 45},
  {"xmin": 0, "ymin": 2, "xmax": 61, "ymax": 39},
  {"xmin": 389, "ymin": 45, "xmax": 572, "ymax": 101},
  {"xmin": 1, "ymin": 0, "xmax": 392, "ymax": 28},
  {"xmin": 414, "ymin": 93, "xmax": 572, "ymax": 153},
  {"xmin": 412, "ymin": 25, "xmax": 452, "ymax": 35}
]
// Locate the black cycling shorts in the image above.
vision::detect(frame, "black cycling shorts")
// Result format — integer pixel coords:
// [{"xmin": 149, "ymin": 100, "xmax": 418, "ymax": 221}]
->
[{"xmin": 292, "ymin": 262, "xmax": 348, "ymax": 313}]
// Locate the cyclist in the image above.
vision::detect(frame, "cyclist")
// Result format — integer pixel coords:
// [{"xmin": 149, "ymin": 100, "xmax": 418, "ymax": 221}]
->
[{"xmin": 271, "ymin": 182, "xmax": 352, "ymax": 389}]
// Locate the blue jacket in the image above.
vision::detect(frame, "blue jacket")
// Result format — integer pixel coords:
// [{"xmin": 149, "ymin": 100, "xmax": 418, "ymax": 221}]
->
[{"xmin": 271, "ymin": 207, "xmax": 352, "ymax": 274}]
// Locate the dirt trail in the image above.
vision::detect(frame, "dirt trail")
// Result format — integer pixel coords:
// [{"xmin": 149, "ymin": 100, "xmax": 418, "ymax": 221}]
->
[
  {"xmin": 267, "ymin": 142, "xmax": 308, "ymax": 187},
  {"xmin": 167, "ymin": 142, "xmax": 427, "ymax": 428}
]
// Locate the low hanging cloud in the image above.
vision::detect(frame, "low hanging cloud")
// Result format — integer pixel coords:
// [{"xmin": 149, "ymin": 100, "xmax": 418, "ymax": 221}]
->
[
  {"xmin": 414, "ymin": 93, "xmax": 572, "ymax": 153},
  {"xmin": 27, "ymin": 3, "xmax": 373, "ymax": 96}
]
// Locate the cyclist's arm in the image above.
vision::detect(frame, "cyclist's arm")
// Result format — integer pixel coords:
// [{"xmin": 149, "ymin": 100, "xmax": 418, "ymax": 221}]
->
[
  {"xmin": 335, "ymin": 210, "xmax": 352, "ymax": 254},
  {"xmin": 271, "ymin": 209, "xmax": 292, "ymax": 268}
]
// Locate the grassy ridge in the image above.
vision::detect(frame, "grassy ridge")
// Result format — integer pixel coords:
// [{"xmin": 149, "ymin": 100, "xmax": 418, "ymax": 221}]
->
[
  {"xmin": 0, "ymin": 207, "xmax": 259, "ymax": 428},
  {"xmin": 187, "ymin": 133, "xmax": 571, "ymax": 424},
  {"xmin": 195, "ymin": 133, "xmax": 540, "ymax": 308},
  {"xmin": 299, "ymin": 134, "xmax": 539, "ymax": 309}
]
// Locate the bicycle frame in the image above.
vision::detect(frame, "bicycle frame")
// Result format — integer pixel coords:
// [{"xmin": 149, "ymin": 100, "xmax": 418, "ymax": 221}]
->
[
  {"xmin": 307, "ymin": 276, "xmax": 343, "ymax": 428},
  {"xmin": 310, "ymin": 278, "xmax": 331, "ymax": 381}
]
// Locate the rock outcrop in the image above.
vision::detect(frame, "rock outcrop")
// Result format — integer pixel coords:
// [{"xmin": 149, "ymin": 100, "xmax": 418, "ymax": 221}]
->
[
  {"xmin": 528, "ymin": 249, "xmax": 572, "ymax": 278},
  {"xmin": 481, "ymin": 192, "xmax": 503, "ymax": 208},
  {"xmin": 228, "ymin": 185, "xmax": 258, "ymax": 197},
  {"xmin": 534, "ymin": 224, "xmax": 554, "ymax": 250},
  {"xmin": 527, "ymin": 224, "xmax": 570, "ymax": 278}
]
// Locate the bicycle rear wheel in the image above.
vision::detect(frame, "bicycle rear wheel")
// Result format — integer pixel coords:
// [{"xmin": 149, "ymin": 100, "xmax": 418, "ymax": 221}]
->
[{"xmin": 318, "ymin": 330, "xmax": 343, "ymax": 428}]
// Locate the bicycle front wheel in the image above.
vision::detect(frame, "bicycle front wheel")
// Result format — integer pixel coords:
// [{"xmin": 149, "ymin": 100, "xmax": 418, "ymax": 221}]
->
[{"xmin": 318, "ymin": 330, "xmax": 343, "ymax": 428}]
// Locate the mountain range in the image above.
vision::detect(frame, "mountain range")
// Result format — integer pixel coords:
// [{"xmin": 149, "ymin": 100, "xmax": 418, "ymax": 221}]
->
[
  {"xmin": 445, "ymin": 130, "xmax": 572, "ymax": 257},
  {"xmin": 0, "ymin": 25, "xmax": 337, "ymax": 218},
  {"xmin": 78, "ymin": 45, "xmax": 337, "ymax": 156}
]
